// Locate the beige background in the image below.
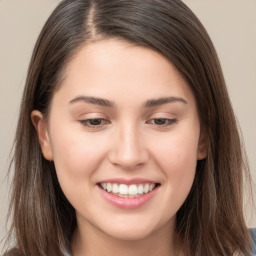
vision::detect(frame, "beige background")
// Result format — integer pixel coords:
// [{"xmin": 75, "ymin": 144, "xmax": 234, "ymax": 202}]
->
[{"xmin": 0, "ymin": 0, "xmax": 255, "ymax": 250}]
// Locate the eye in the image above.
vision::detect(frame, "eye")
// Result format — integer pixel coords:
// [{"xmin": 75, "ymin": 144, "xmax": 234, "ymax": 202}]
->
[
  {"xmin": 79, "ymin": 118, "xmax": 109, "ymax": 128},
  {"xmin": 147, "ymin": 118, "xmax": 177, "ymax": 126}
]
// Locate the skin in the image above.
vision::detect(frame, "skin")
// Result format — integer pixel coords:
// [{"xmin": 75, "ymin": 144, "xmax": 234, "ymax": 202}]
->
[{"xmin": 32, "ymin": 39, "xmax": 207, "ymax": 256}]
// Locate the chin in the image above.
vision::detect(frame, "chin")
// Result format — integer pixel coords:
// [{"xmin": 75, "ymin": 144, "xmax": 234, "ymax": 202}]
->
[
  {"xmin": 99, "ymin": 218, "xmax": 162, "ymax": 241},
  {"xmin": 107, "ymin": 228, "xmax": 154, "ymax": 241}
]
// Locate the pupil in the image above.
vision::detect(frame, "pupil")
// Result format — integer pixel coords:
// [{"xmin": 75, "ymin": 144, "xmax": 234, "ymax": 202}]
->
[
  {"xmin": 155, "ymin": 119, "xmax": 165, "ymax": 125},
  {"xmin": 90, "ymin": 119, "xmax": 101, "ymax": 125}
]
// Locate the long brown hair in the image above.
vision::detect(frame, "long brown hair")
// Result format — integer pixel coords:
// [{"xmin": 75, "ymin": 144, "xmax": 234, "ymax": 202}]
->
[{"xmin": 4, "ymin": 0, "xmax": 253, "ymax": 255}]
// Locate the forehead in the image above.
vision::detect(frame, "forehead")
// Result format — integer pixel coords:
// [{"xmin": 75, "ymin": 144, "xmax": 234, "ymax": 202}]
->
[{"xmin": 54, "ymin": 39, "xmax": 195, "ymax": 106}]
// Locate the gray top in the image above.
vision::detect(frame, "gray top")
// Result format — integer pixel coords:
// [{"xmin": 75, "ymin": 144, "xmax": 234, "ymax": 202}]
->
[
  {"xmin": 65, "ymin": 228, "xmax": 256, "ymax": 256},
  {"xmin": 251, "ymin": 228, "xmax": 256, "ymax": 255}
]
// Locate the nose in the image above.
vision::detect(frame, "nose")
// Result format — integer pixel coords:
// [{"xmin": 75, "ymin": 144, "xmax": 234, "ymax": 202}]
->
[{"xmin": 108, "ymin": 123, "xmax": 149, "ymax": 170}]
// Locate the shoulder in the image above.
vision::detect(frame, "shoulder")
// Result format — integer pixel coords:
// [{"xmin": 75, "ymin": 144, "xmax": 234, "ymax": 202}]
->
[{"xmin": 251, "ymin": 228, "xmax": 256, "ymax": 255}]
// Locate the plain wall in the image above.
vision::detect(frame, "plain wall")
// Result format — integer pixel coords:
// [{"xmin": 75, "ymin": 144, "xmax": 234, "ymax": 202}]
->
[{"xmin": 0, "ymin": 0, "xmax": 255, "ymax": 250}]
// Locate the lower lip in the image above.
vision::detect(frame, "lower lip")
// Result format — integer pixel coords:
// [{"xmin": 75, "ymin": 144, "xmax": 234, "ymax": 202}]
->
[{"xmin": 97, "ymin": 185, "xmax": 159, "ymax": 209}]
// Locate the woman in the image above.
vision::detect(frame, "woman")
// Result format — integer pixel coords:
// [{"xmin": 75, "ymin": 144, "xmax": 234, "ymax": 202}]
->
[{"xmin": 4, "ymin": 0, "xmax": 256, "ymax": 255}]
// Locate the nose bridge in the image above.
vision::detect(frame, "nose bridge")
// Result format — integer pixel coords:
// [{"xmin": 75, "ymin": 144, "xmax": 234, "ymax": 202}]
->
[{"xmin": 109, "ymin": 120, "xmax": 148, "ymax": 169}]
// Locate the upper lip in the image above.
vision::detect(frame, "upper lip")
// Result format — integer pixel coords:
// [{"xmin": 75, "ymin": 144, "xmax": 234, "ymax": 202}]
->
[{"xmin": 97, "ymin": 178, "xmax": 160, "ymax": 185}]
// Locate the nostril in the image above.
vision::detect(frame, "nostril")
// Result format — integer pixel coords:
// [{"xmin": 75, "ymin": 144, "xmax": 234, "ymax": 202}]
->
[
  {"xmin": 108, "ymin": 153, "xmax": 149, "ymax": 170},
  {"xmin": 108, "ymin": 134, "xmax": 149, "ymax": 169}
]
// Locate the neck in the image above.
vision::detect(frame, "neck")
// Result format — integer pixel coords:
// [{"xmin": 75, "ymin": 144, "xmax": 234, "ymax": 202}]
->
[{"xmin": 71, "ymin": 219, "xmax": 181, "ymax": 256}]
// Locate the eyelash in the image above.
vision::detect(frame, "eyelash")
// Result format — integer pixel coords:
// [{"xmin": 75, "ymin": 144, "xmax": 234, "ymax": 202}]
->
[
  {"xmin": 79, "ymin": 118, "xmax": 177, "ymax": 129},
  {"xmin": 146, "ymin": 118, "xmax": 177, "ymax": 127},
  {"xmin": 79, "ymin": 118, "xmax": 109, "ymax": 128}
]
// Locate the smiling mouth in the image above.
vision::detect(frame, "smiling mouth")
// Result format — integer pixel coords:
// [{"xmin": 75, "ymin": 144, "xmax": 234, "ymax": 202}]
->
[{"xmin": 97, "ymin": 182, "xmax": 161, "ymax": 198}]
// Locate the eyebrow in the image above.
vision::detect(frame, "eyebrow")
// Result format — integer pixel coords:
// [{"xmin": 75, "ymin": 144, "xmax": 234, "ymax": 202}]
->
[
  {"xmin": 144, "ymin": 97, "xmax": 187, "ymax": 107},
  {"xmin": 69, "ymin": 96, "xmax": 114, "ymax": 107},
  {"xmin": 69, "ymin": 96, "xmax": 187, "ymax": 108}
]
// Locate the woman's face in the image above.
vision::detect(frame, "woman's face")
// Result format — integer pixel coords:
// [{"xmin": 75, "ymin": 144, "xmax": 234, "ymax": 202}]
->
[{"xmin": 32, "ymin": 39, "xmax": 206, "ymax": 241}]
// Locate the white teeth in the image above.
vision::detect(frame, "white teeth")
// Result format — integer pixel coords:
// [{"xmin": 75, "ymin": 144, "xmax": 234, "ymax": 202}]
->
[
  {"xmin": 138, "ymin": 184, "xmax": 144, "ymax": 194},
  {"xmin": 107, "ymin": 183, "xmax": 112, "ymax": 192},
  {"xmin": 128, "ymin": 185, "xmax": 137, "ymax": 196},
  {"xmin": 100, "ymin": 183, "xmax": 157, "ymax": 197},
  {"xmin": 119, "ymin": 184, "xmax": 128, "ymax": 195},
  {"xmin": 149, "ymin": 184, "xmax": 155, "ymax": 191},
  {"xmin": 144, "ymin": 184, "xmax": 149, "ymax": 193},
  {"xmin": 112, "ymin": 183, "xmax": 119, "ymax": 193}
]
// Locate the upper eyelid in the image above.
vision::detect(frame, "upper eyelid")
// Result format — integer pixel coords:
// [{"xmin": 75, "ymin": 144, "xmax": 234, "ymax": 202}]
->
[
  {"xmin": 77, "ymin": 109, "xmax": 178, "ymax": 120},
  {"xmin": 74, "ymin": 108, "xmax": 178, "ymax": 118},
  {"xmin": 80, "ymin": 117, "xmax": 108, "ymax": 122},
  {"xmin": 77, "ymin": 112, "xmax": 108, "ymax": 120},
  {"xmin": 145, "ymin": 112, "xmax": 177, "ymax": 120},
  {"xmin": 78, "ymin": 116, "xmax": 176, "ymax": 121},
  {"xmin": 147, "ymin": 117, "xmax": 177, "ymax": 123}
]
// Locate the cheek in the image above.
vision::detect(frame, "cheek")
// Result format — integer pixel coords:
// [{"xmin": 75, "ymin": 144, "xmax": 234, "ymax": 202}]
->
[
  {"xmin": 151, "ymin": 130, "xmax": 199, "ymax": 197},
  {"xmin": 152, "ymin": 130, "xmax": 199, "ymax": 170},
  {"xmin": 149, "ymin": 133, "xmax": 198, "ymax": 222},
  {"xmin": 49, "ymin": 125, "xmax": 108, "ymax": 185},
  {"xmin": 49, "ymin": 126, "xmax": 111, "ymax": 211}
]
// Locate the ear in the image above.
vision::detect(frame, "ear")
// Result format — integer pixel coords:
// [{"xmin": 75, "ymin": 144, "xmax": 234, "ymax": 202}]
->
[
  {"xmin": 31, "ymin": 110, "xmax": 53, "ymax": 161},
  {"xmin": 197, "ymin": 128, "xmax": 208, "ymax": 160}
]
